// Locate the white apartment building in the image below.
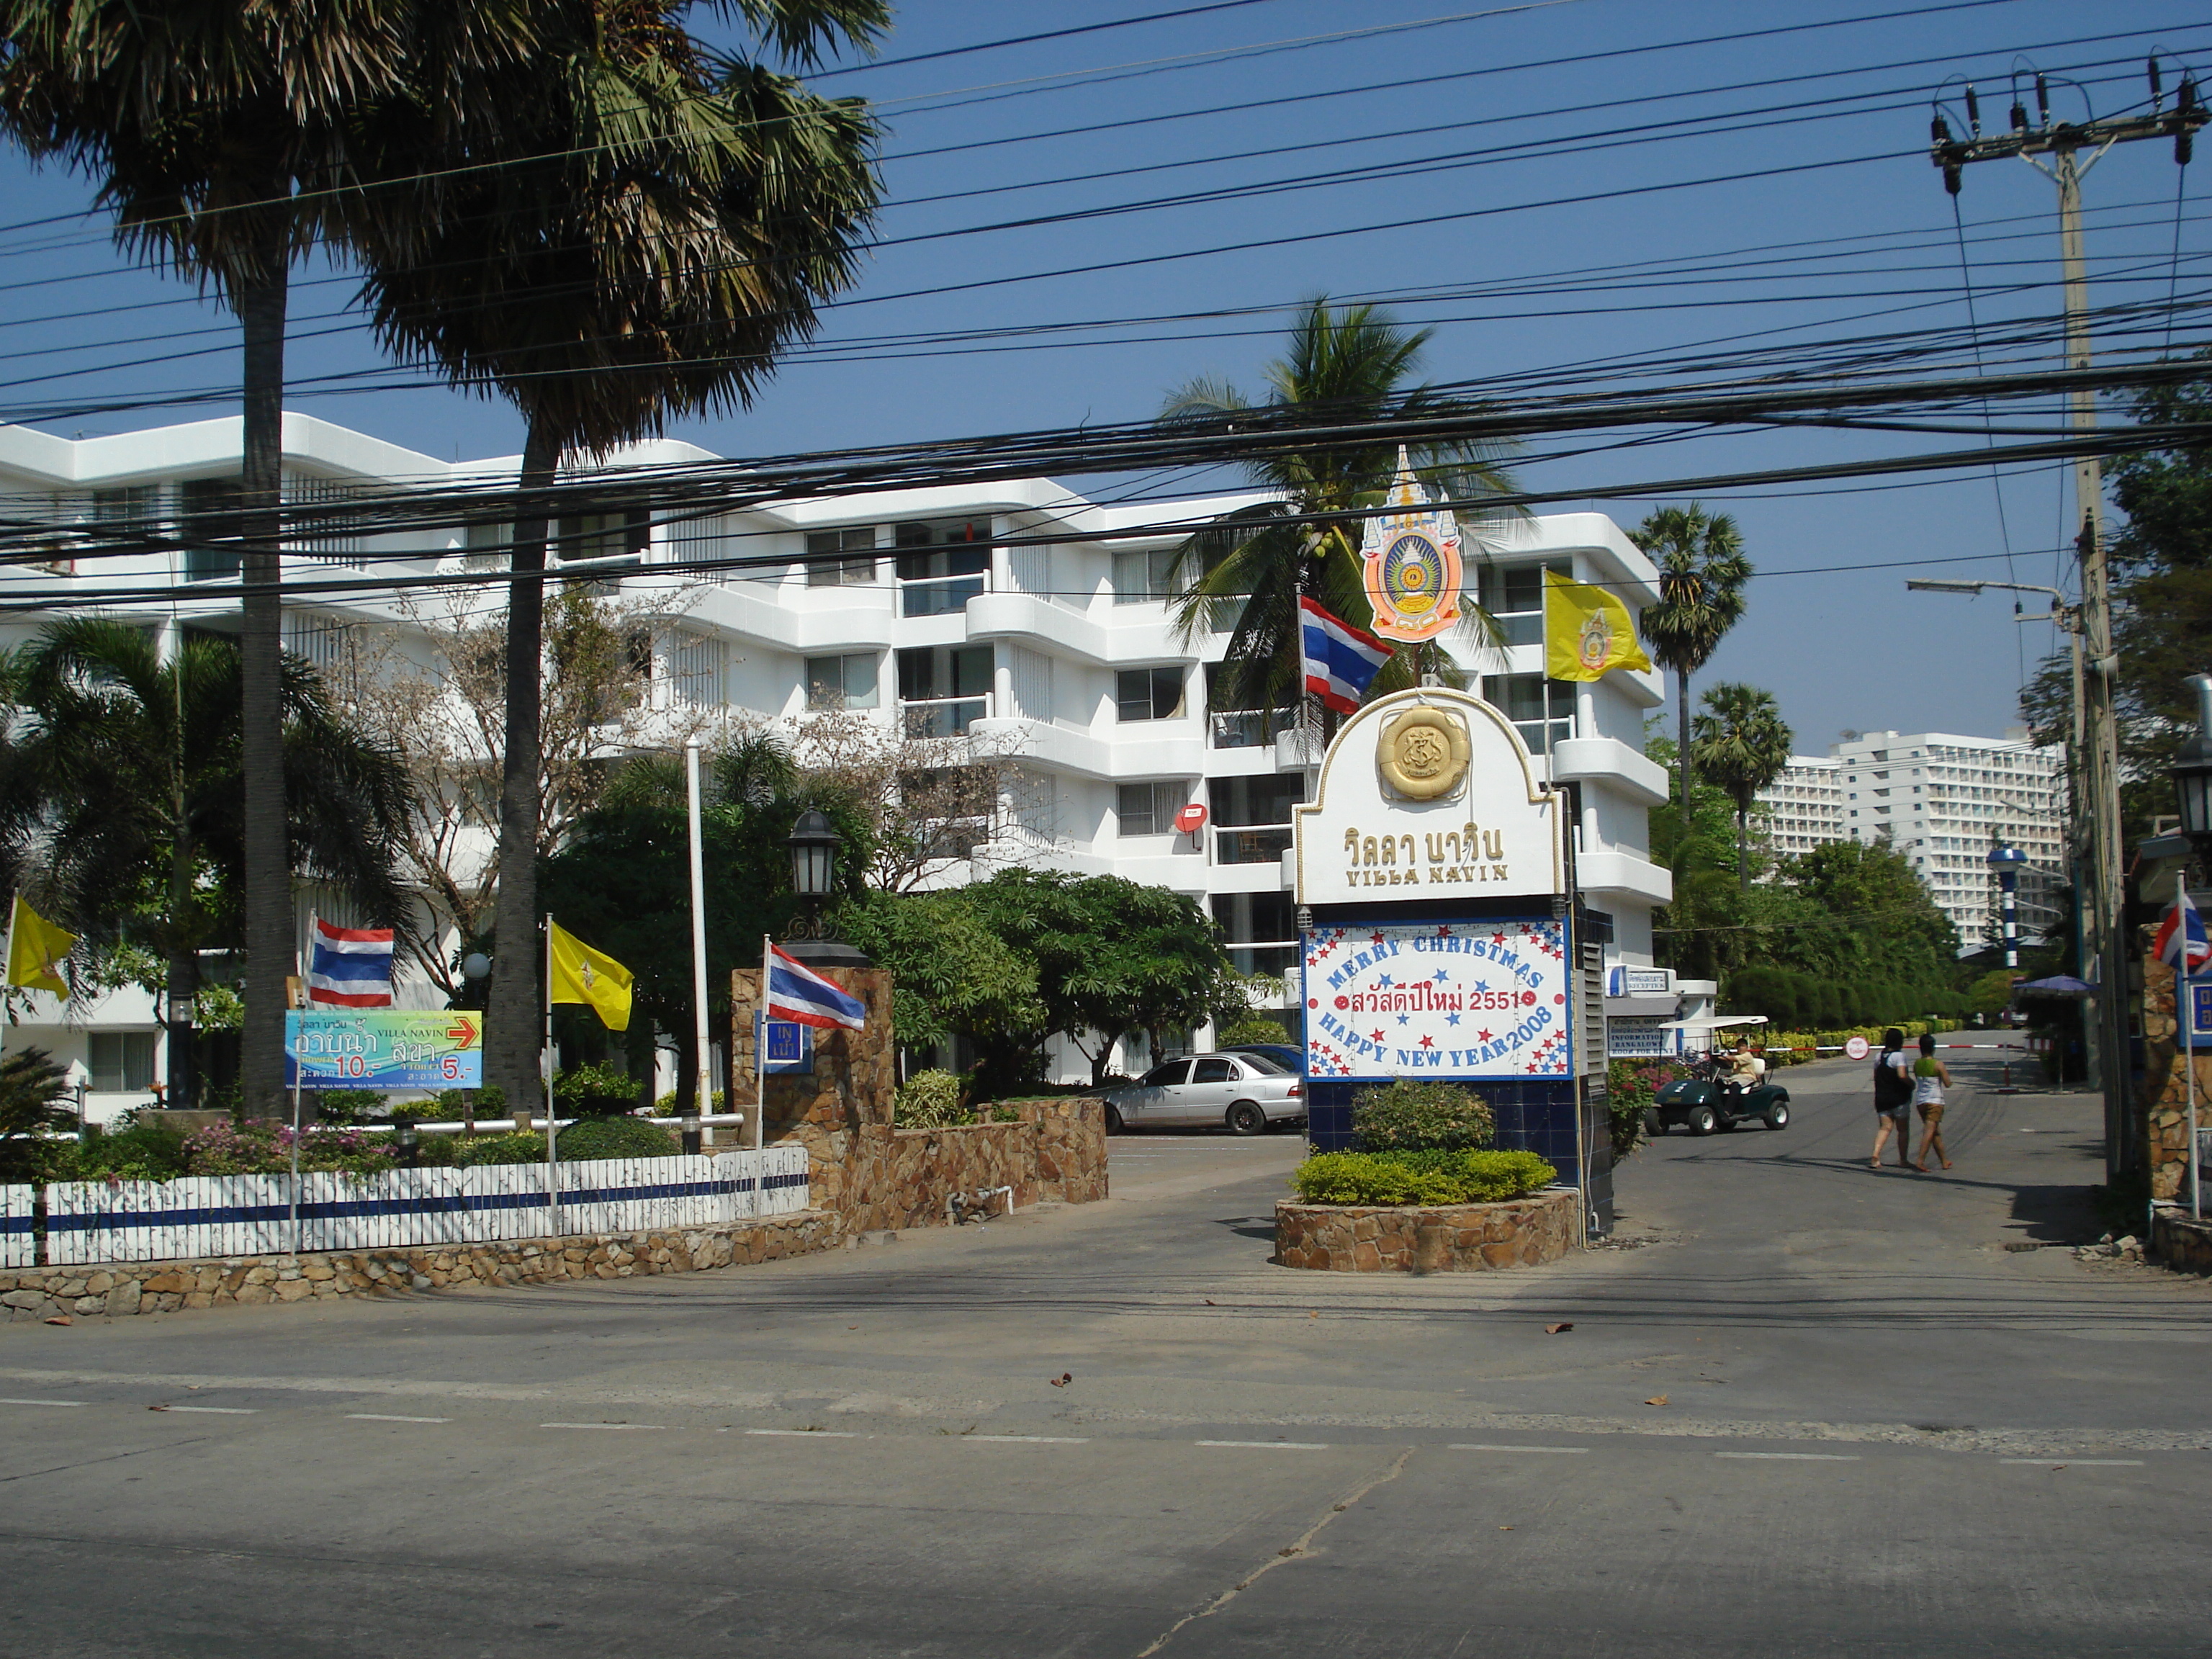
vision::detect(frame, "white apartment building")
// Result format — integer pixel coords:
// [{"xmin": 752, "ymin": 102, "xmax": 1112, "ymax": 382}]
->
[
  {"xmin": 1755, "ymin": 729, "xmax": 2066, "ymax": 953},
  {"xmin": 0, "ymin": 413, "xmax": 1672, "ymax": 1115}
]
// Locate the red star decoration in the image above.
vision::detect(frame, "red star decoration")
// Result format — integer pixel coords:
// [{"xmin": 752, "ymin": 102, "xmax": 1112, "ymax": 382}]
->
[
  {"xmin": 1419, "ymin": 1035, "xmax": 1435, "ymax": 1048},
  {"xmin": 1478, "ymin": 1029, "xmax": 1493, "ymax": 1043},
  {"xmin": 1370, "ymin": 1029, "xmax": 1386, "ymax": 1043}
]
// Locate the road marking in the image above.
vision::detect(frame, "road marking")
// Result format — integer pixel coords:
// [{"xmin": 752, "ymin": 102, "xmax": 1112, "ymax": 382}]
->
[
  {"xmin": 539, "ymin": 1422, "xmax": 667, "ymax": 1431},
  {"xmin": 963, "ymin": 1434, "xmax": 1089, "ymax": 1444},
  {"xmin": 2000, "ymin": 1457, "xmax": 2144, "ymax": 1467},
  {"xmin": 1714, "ymin": 1451, "xmax": 1860, "ymax": 1461},
  {"xmin": 745, "ymin": 1428, "xmax": 859, "ymax": 1438},
  {"xmin": 1449, "ymin": 1443, "xmax": 1588, "ymax": 1455},
  {"xmin": 157, "ymin": 1406, "xmax": 256, "ymax": 1415},
  {"xmin": 348, "ymin": 1413, "xmax": 451, "ymax": 1424},
  {"xmin": 0, "ymin": 1397, "xmax": 87, "ymax": 1408},
  {"xmin": 1195, "ymin": 1439, "xmax": 1331, "ymax": 1450}
]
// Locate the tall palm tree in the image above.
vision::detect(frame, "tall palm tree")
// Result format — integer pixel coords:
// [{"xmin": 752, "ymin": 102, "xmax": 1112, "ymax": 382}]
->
[
  {"xmin": 1632, "ymin": 503, "xmax": 1753, "ymax": 819},
  {"xmin": 356, "ymin": 0, "xmax": 882, "ymax": 1110},
  {"xmin": 1158, "ymin": 299, "xmax": 1520, "ymax": 728},
  {"xmin": 1689, "ymin": 681, "xmax": 1794, "ymax": 891},
  {"xmin": 1, "ymin": 619, "xmax": 412, "ymax": 1105},
  {"xmin": 0, "ymin": 0, "xmax": 539, "ymax": 1114}
]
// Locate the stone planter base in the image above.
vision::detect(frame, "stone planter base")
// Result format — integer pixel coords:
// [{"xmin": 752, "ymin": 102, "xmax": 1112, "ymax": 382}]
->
[
  {"xmin": 2151, "ymin": 1205, "xmax": 2212, "ymax": 1275},
  {"xmin": 1274, "ymin": 1187, "xmax": 1578, "ymax": 1272}
]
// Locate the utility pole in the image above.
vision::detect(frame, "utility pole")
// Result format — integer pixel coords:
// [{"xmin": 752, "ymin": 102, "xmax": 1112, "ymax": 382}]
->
[{"xmin": 1930, "ymin": 64, "xmax": 2206, "ymax": 1176}]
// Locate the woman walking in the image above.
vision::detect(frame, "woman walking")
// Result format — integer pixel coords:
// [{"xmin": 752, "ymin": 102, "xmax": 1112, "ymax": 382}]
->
[
  {"xmin": 1912, "ymin": 1033, "xmax": 1954, "ymax": 1172},
  {"xmin": 1871, "ymin": 1027, "xmax": 1913, "ymax": 1169}
]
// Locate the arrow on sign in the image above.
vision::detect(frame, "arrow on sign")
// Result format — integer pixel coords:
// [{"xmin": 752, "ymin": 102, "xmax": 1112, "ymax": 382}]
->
[{"xmin": 446, "ymin": 1015, "xmax": 480, "ymax": 1049}]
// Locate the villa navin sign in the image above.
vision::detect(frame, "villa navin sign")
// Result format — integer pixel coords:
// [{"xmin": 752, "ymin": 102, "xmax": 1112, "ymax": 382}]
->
[{"xmin": 1303, "ymin": 920, "xmax": 1572, "ymax": 1082}]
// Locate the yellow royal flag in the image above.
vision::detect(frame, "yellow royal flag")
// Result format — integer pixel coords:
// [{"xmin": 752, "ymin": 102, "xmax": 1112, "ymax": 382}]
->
[
  {"xmin": 6, "ymin": 894, "xmax": 76, "ymax": 997},
  {"xmin": 1544, "ymin": 568, "xmax": 1653, "ymax": 683},
  {"xmin": 548, "ymin": 920, "xmax": 633, "ymax": 1033}
]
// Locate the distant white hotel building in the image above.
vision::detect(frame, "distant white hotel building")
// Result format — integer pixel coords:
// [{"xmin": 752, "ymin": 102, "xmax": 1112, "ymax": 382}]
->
[
  {"xmin": 1755, "ymin": 729, "xmax": 2065, "ymax": 952},
  {"xmin": 0, "ymin": 413, "xmax": 1673, "ymax": 1116}
]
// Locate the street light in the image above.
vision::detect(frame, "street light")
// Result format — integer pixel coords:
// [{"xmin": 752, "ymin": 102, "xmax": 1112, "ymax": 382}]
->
[
  {"xmin": 781, "ymin": 810, "xmax": 869, "ymax": 968},
  {"xmin": 2172, "ymin": 673, "xmax": 2212, "ymax": 853}
]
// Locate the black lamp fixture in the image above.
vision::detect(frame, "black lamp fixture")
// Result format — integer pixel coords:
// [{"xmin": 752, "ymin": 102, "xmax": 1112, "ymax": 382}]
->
[
  {"xmin": 782, "ymin": 809, "xmax": 870, "ymax": 968},
  {"xmin": 2175, "ymin": 674, "xmax": 2212, "ymax": 853}
]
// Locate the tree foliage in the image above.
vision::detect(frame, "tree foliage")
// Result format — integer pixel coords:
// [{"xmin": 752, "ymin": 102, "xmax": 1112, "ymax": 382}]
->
[
  {"xmin": 1634, "ymin": 503, "xmax": 1752, "ymax": 822},
  {"xmin": 1690, "ymin": 681, "xmax": 1794, "ymax": 891}
]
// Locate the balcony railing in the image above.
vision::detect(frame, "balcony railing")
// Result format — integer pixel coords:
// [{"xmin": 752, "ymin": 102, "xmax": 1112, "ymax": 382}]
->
[
  {"xmin": 902, "ymin": 695, "xmax": 989, "ymax": 739},
  {"xmin": 900, "ymin": 575, "xmax": 986, "ymax": 618},
  {"xmin": 1214, "ymin": 825, "xmax": 1292, "ymax": 866}
]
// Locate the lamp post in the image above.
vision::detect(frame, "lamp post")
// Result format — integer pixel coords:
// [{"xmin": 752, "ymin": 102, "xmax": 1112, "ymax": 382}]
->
[
  {"xmin": 781, "ymin": 810, "xmax": 869, "ymax": 969},
  {"xmin": 1987, "ymin": 842, "xmax": 2029, "ymax": 970}
]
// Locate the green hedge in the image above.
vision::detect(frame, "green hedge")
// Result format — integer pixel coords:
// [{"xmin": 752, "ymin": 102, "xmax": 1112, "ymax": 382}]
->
[
  {"xmin": 1290, "ymin": 1148, "xmax": 1557, "ymax": 1207},
  {"xmin": 1352, "ymin": 1079, "xmax": 1494, "ymax": 1152}
]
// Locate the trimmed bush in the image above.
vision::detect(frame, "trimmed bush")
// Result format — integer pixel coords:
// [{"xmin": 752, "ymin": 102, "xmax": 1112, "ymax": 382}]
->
[
  {"xmin": 1352, "ymin": 1079, "xmax": 1494, "ymax": 1152},
  {"xmin": 553, "ymin": 1115, "xmax": 680, "ymax": 1161},
  {"xmin": 553, "ymin": 1062, "xmax": 644, "ymax": 1117},
  {"xmin": 1291, "ymin": 1148, "xmax": 1556, "ymax": 1206},
  {"xmin": 452, "ymin": 1130, "xmax": 546, "ymax": 1166}
]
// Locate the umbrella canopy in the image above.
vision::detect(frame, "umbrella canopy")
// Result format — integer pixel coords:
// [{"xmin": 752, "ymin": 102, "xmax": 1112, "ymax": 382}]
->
[{"xmin": 2013, "ymin": 975, "xmax": 2096, "ymax": 998}]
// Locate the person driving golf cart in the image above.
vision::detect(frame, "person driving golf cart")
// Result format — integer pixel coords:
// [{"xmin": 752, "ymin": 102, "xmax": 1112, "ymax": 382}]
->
[{"xmin": 1722, "ymin": 1038, "xmax": 1766, "ymax": 1098}]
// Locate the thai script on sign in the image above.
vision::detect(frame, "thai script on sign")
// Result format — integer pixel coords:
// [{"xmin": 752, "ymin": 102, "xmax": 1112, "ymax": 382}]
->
[
  {"xmin": 1341, "ymin": 822, "xmax": 1509, "ymax": 888},
  {"xmin": 1302, "ymin": 920, "xmax": 1571, "ymax": 1082}
]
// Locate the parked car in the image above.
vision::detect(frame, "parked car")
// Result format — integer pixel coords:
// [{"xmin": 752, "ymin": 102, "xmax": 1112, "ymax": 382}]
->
[
  {"xmin": 1647, "ymin": 1058, "xmax": 1791, "ymax": 1136},
  {"xmin": 1222, "ymin": 1042, "xmax": 1303, "ymax": 1074},
  {"xmin": 1103, "ymin": 1052, "xmax": 1305, "ymax": 1136}
]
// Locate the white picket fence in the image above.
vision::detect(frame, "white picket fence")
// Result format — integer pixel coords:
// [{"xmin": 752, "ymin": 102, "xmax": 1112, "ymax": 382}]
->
[
  {"xmin": 39, "ymin": 1145, "xmax": 812, "ymax": 1267},
  {"xmin": 1, "ymin": 1183, "xmax": 33, "ymax": 1269}
]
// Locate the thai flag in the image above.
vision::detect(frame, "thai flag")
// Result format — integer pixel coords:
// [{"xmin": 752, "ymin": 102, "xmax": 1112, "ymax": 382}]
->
[
  {"xmin": 767, "ymin": 945, "xmax": 866, "ymax": 1031},
  {"xmin": 1299, "ymin": 596, "xmax": 1393, "ymax": 714},
  {"xmin": 307, "ymin": 917, "xmax": 395, "ymax": 1007},
  {"xmin": 2154, "ymin": 889, "xmax": 2212, "ymax": 975}
]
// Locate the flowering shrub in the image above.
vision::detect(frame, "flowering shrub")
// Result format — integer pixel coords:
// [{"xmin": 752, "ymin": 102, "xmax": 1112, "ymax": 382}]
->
[
  {"xmin": 181, "ymin": 1120, "xmax": 397, "ymax": 1176},
  {"xmin": 895, "ymin": 1069, "xmax": 971, "ymax": 1128},
  {"xmin": 1291, "ymin": 1149, "xmax": 1555, "ymax": 1206}
]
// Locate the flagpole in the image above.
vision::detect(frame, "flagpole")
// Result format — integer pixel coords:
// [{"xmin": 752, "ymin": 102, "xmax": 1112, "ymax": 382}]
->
[
  {"xmin": 544, "ymin": 919, "xmax": 559, "ymax": 1236},
  {"xmin": 685, "ymin": 740, "xmax": 713, "ymax": 1143},
  {"xmin": 1, "ymin": 893, "xmax": 15, "ymax": 1067},
  {"xmin": 2186, "ymin": 872, "xmax": 2202, "ymax": 1225},
  {"xmin": 756, "ymin": 933, "xmax": 770, "ymax": 1155},
  {"xmin": 290, "ymin": 915, "xmax": 310, "ymax": 1255}
]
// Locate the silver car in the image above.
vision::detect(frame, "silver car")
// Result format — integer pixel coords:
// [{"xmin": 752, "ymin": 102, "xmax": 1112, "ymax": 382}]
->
[{"xmin": 1103, "ymin": 1052, "xmax": 1305, "ymax": 1136}]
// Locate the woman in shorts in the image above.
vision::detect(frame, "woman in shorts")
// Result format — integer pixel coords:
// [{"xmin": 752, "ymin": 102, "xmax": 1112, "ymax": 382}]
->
[
  {"xmin": 1911, "ymin": 1033, "xmax": 1954, "ymax": 1172},
  {"xmin": 1871, "ymin": 1028, "xmax": 1913, "ymax": 1169}
]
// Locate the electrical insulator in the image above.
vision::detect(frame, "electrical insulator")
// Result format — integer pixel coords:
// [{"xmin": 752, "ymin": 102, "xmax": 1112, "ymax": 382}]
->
[
  {"xmin": 2182, "ymin": 78, "xmax": 2200, "ymax": 166},
  {"xmin": 2010, "ymin": 99, "xmax": 2028, "ymax": 133},
  {"xmin": 2150, "ymin": 57, "xmax": 2164, "ymax": 110},
  {"xmin": 1965, "ymin": 84, "xmax": 1982, "ymax": 135},
  {"xmin": 1931, "ymin": 114, "xmax": 1951, "ymax": 145},
  {"xmin": 1944, "ymin": 161, "xmax": 1963, "ymax": 196},
  {"xmin": 2035, "ymin": 73, "xmax": 2050, "ymax": 125}
]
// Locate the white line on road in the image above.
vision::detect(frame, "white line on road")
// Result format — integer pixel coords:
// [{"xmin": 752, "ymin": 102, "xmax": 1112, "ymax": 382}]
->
[
  {"xmin": 348, "ymin": 1413, "xmax": 452, "ymax": 1424},
  {"xmin": 1195, "ymin": 1439, "xmax": 1332, "ymax": 1450},
  {"xmin": 1714, "ymin": 1451, "xmax": 1861, "ymax": 1461},
  {"xmin": 962, "ymin": 1434, "xmax": 1089, "ymax": 1444},
  {"xmin": 0, "ymin": 1397, "xmax": 87, "ymax": 1408},
  {"xmin": 539, "ymin": 1422, "xmax": 667, "ymax": 1431},
  {"xmin": 745, "ymin": 1428, "xmax": 859, "ymax": 1438},
  {"xmin": 156, "ymin": 1406, "xmax": 256, "ymax": 1414},
  {"xmin": 2000, "ymin": 1458, "xmax": 2144, "ymax": 1466},
  {"xmin": 1449, "ymin": 1443, "xmax": 1589, "ymax": 1454}
]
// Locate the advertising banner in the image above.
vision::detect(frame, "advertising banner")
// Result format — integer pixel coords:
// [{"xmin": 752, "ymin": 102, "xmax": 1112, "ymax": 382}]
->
[
  {"xmin": 1302, "ymin": 919, "xmax": 1573, "ymax": 1082},
  {"xmin": 284, "ymin": 1010, "xmax": 483, "ymax": 1090}
]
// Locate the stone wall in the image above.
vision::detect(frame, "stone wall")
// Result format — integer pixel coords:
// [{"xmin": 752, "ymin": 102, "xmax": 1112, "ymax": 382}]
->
[
  {"xmin": 1274, "ymin": 1187, "xmax": 1579, "ymax": 1272},
  {"xmin": 2151, "ymin": 1206, "xmax": 2212, "ymax": 1275},
  {"xmin": 1, "ymin": 1211, "xmax": 836, "ymax": 1321},
  {"xmin": 2136, "ymin": 958, "xmax": 2208, "ymax": 1202},
  {"xmin": 812, "ymin": 1098, "xmax": 1108, "ymax": 1234}
]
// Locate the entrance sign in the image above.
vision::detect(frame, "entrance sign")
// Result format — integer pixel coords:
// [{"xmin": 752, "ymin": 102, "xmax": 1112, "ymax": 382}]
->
[
  {"xmin": 1293, "ymin": 687, "xmax": 1564, "ymax": 906},
  {"xmin": 755, "ymin": 1013, "xmax": 814, "ymax": 1074},
  {"xmin": 2187, "ymin": 979, "xmax": 2212, "ymax": 1043},
  {"xmin": 284, "ymin": 1010, "xmax": 482, "ymax": 1089},
  {"xmin": 1608, "ymin": 1017, "xmax": 1671, "ymax": 1058},
  {"xmin": 1303, "ymin": 920, "xmax": 1571, "ymax": 1081}
]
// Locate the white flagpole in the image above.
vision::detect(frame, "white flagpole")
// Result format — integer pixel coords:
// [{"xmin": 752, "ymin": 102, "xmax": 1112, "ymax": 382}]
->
[
  {"xmin": 2185, "ymin": 873, "xmax": 2202, "ymax": 1224},
  {"xmin": 544, "ymin": 920, "xmax": 559, "ymax": 1234},
  {"xmin": 1, "ymin": 892, "xmax": 17, "ymax": 1066},
  {"xmin": 756, "ymin": 933, "xmax": 770, "ymax": 1154},
  {"xmin": 291, "ymin": 915, "xmax": 310, "ymax": 1254},
  {"xmin": 685, "ymin": 740, "xmax": 713, "ymax": 1141}
]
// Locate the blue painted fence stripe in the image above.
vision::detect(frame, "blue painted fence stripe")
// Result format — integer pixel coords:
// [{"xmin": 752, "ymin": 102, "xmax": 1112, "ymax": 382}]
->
[{"xmin": 0, "ymin": 1215, "xmax": 31, "ymax": 1236}]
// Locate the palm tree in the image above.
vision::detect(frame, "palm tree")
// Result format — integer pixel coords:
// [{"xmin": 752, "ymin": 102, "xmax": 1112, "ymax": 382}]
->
[
  {"xmin": 354, "ymin": 0, "xmax": 883, "ymax": 1110},
  {"xmin": 1, "ymin": 619, "xmax": 413, "ymax": 1105},
  {"xmin": 1689, "ymin": 682, "xmax": 1794, "ymax": 891},
  {"xmin": 0, "ymin": 0, "xmax": 539, "ymax": 1114},
  {"xmin": 1158, "ymin": 299, "xmax": 1520, "ymax": 728},
  {"xmin": 1632, "ymin": 503, "xmax": 1753, "ymax": 819}
]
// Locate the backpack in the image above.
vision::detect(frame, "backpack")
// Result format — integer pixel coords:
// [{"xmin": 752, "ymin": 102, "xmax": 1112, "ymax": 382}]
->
[{"xmin": 1873, "ymin": 1051, "xmax": 1905, "ymax": 1107}]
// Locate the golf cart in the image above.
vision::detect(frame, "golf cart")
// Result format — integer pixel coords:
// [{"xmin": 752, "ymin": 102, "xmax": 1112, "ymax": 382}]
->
[{"xmin": 1646, "ymin": 1016, "xmax": 1791, "ymax": 1136}]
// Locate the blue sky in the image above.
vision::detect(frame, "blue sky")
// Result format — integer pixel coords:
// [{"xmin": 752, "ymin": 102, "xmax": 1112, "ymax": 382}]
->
[{"xmin": 4, "ymin": 0, "xmax": 2209, "ymax": 751}]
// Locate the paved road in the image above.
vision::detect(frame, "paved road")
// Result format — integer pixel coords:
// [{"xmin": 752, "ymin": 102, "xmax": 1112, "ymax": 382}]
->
[{"xmin": 2, "ymin": 1053, "xmax": 2207, "ymax": 1656}]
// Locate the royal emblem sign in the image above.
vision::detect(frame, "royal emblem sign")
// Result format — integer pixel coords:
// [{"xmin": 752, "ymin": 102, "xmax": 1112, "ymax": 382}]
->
[
  {"xmin": 1302, "ymin": 920, "xmax": 1573, "ymax": 1082},
  {"xmin": 1359, "ymin": 446, "xmax": 1464, "ymax": 643}
]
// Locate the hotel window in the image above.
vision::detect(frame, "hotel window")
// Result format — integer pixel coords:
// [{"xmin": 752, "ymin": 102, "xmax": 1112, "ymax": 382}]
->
[
  {"xmin": 806, "ymin": 526, "xmax": 877, "ymax": 586},
  {"xmin": 179, "ymin": 477, "xmax": 243, "ymax": 583},
  {"xmin": 89, "ymin": 1031, "xmax": 156, "ymax": 1093},
  {"xmin": 1117, "ymin": 666, "xmax": 1186, "ymax": 721},
  {"xmin": 805, "ymin": 652, "xmax": 880, "ymax": 710},
  {"xmin": 1116, "ymin": 781, "xmax": 1183, "ymax": 836},
  {"xmin": 894, "ymin": 518, "xmax": 991, "ymax": 616},
  {"xmin": 1112, "ymin": 547, "xmax": 1179, "ymax": 605}
]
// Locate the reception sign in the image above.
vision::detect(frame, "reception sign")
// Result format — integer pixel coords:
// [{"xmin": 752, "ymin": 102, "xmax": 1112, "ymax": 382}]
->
[
  {"xmin": 284, "ymin": 1010, "xmax": 482, "ymax": 1090},
  {"xmin": 1302, "ymin": 920, "xmax": 1572, "ymax": 1082}
]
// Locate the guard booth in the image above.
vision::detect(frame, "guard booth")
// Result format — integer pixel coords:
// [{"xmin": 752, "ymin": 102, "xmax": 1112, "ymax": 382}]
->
[{"xmin": 1293, "ymin": 686, "xmax": 1614, "ymax": 1236}]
